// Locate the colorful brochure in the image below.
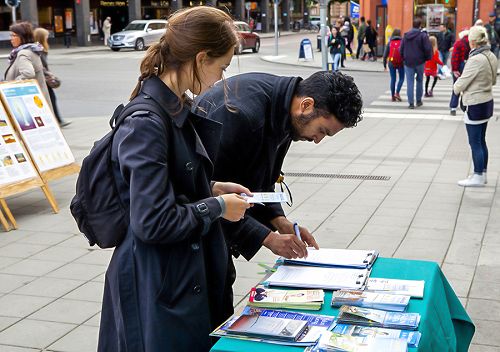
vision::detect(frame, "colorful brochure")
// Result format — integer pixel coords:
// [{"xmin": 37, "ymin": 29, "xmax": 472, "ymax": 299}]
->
[
  {"xmin": 211, "ymin": 306, "xmax": 336, "ymax": 347},
  {"xmin": 332, "ymin": 324, "xmax": 421, "ymax": 348},
  {"xmin": 310, "ymin": 332, "xmax": 408, "ymax": 352},
  {"xmin": 331, "ymin": 290, "xmax": 410, "ymax": 312},
  {"xmin": 336, "ymin": 306, "xmax": 420, "ymax": 330},
  {"xmin": 248, "ymin": 286, "xmax": 324, "ymax": 310}
]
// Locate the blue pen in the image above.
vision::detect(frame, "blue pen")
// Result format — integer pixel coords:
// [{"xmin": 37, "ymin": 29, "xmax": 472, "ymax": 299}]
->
[{"xmin": 293, "ymin": 222, "xmax": 302, "ymax": 241}]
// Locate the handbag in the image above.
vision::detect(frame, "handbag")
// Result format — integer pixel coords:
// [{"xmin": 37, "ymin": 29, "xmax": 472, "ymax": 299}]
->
[
  {"xmin": 44, "ymin": 70, "xmax": 61, "ymax": 89},
  {"xmin": 362, "ymin": 39, "xmax": 371, "ymax": 53}
]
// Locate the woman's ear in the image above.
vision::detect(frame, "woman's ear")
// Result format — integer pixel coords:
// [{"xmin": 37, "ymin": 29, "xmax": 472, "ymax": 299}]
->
[{"xmin": 195, "ymin": 51, "xmax": 208, "ymax": 69}]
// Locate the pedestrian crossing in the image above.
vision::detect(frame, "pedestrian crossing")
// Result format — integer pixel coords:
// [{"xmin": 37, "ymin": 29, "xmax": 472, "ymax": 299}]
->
[{"xmin": 364, "ymin": 81, "xmax": 500, "ymax": 121}]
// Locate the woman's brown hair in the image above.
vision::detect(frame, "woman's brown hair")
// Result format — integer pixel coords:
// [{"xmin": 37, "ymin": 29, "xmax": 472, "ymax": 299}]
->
[
  {"xmin": 10, "ymin": 22, "xmax": 35, "ymax": 45},
  {"xmin": 33, "ymin": 28, "xmax": 50, "ymax": 52},
  {"xmin": 130, "ymin": 6, "xmax": 238, "ymax": 101}
]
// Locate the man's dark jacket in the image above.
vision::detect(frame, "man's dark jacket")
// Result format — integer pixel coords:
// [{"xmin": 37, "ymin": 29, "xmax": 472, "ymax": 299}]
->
[
  {"xmin": 194, "ymin": 73, "xmax": 300, "ymax": 318},
  {"xmin": 437, "ymin": 29, "xmax": 455, "ymax": 53},
  {"xmin": 400, "ymin": 28, "xmax": 433, "ymax": 68},
  {"xmin": 195, "ymin": 73, "xmax": 300, "ymax": 260}
]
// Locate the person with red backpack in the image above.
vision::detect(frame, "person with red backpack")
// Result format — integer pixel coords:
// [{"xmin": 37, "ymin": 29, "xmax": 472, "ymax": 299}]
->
[{"xmin": 383, "ymin": 29, "xmax": 404, "ymax": 102}]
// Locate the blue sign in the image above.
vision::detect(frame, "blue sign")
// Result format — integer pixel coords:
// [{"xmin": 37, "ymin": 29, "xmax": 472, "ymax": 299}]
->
[
  {"xmin": 350, "ymin": 2, "xmax": 360, "ymax": 19},
  {"xmin": 298, "ymin": 38, "xmax": 314, "ymax": 60}
]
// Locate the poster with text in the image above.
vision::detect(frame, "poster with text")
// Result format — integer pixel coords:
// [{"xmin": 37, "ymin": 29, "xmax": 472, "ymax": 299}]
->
[
  {"xmin": 0, "ymin": 103, "xmax": 38, "ymax": 186},
  {"xmin": 0, "ymin": 81, "xmax": 75, "ymax": 172},
  {"xmin": 427, "ymin": 5, "xmax": 444, "ymax": 32}
]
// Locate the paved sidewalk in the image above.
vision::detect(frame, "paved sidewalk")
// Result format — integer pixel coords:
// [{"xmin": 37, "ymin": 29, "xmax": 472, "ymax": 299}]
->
[{"xmin": 0, "ymin": 63, "xmax": 500, "ymax": 351}]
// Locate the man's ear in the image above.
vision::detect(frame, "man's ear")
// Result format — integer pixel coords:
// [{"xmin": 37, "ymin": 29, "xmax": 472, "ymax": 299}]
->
[{"xmin": 300, "ymin": 97, "xmax": 315, "ymax": 113}]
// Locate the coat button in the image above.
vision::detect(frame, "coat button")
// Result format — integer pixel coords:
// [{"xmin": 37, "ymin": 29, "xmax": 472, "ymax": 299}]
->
[
  {"xmin": 193, "ymin": 285, "xmax": 202, "ymax": 294},
  {"xmin": 185, "ymin": 162, "xmax": 194, "ymax": 171},
  {"xmin": 191, "ymin": 243, "xmax": 200, "ymax": 251}
]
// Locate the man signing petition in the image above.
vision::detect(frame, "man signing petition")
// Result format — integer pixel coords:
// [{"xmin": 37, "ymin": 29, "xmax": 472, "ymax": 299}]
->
[{"xmin": 194, "ymin": 71, "xmax": 363, "ymax": 318}]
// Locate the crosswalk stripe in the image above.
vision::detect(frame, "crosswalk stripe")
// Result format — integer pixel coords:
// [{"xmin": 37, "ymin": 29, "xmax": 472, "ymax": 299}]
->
[{"xmin": 365, "ymin": 83, "xmax": 500, "ymax": 120}]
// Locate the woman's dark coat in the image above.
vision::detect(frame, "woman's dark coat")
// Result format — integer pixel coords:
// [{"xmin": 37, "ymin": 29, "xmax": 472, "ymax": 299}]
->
[{"xmin": 98, "ymin": 76, "xmax": 227, "ymax": 352}]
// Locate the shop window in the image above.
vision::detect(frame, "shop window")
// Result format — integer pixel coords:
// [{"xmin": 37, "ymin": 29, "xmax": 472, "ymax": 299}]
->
[{"xmin": 415, "ymin": 0, "xmax": 456, "ymax": 33}]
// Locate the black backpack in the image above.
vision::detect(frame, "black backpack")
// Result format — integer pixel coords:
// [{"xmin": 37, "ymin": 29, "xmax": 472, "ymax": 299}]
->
[{"xmin": 70, "ymin": 95, "xmax": 167, "ymax": 248}]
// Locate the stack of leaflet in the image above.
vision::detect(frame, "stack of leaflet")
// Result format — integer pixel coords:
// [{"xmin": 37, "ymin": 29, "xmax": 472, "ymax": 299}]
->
[
  {"xmin": 336, "ymin": 306, "xmax": 420, "ymax": 330},
  {"xmin": 332, "ymin": 324, "xmax": 421, "ymax": 348},
  {"xmin": 248, "ymin": 285, "xmax": 324, "ymax": 310},
  {"xmin": 283, "ymin": 249, "xmax": 379, "ymax": 269},
  {"xmin": 264, "ymin": 265, "xmax": 370, "ymax": 291},
  {"xmin": 211, "ymin": 306, "xmax": 336, "ymax": 347},
  {"xmin": 331, "ymin": 290, "xmax": 410, "ymax": 312},
  {"xmin": 309, "ymin": 332, "xmax": 408, "ymax": 352},
  {"xmin": 366, "ymin": 278, "xmax": 425, "ymax": 298}
]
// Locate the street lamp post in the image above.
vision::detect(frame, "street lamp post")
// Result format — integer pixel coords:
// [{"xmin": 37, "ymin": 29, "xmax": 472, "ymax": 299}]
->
[
  {"xmin": 274, "ymin": 0, "xmax": 280, "ymax": 56},
  {"xmin": 5, "ymin": 0, "xmax": 19, "ymax": 24},
  {"xmin": 319, "ymin": 0, "xmax": 328, "ymax": 70}
]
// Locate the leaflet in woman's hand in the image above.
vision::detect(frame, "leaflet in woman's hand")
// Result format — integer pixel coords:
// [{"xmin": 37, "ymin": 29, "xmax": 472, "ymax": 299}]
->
[{"xmin": 242, "ymin": 192, "xmax": 289, "ymax": 203}]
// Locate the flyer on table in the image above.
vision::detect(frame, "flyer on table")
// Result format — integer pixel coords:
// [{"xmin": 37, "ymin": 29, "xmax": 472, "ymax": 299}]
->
[
  {"xmin": 0, "ymin": 104, "xmax": 38, "ymax": 185},
  {"xmin": 0, "ymin": 81, "xmax": 75, "ymax": 172}
]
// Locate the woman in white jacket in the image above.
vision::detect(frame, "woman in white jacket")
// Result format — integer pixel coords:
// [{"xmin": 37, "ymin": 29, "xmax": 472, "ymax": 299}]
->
[{"xmin": 454, "ymin": 25, "xmax": 498, "ymax": 187}]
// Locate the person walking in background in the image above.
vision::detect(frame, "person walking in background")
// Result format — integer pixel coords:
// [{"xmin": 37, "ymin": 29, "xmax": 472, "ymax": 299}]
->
[
  {"xmin": 400, "ymin": 18, "xmax": 432, "ymax": 109},
  {"xmin": 97, "ymin": 7, "xmax": 252, "ymax": 351},
  {"xmin": 424, "ymin": 36, "xmax": 443, "ymax": 97},
  {"xmin": 4, "ymin": 22, "xmax": 52, "ymax": 112},
  {"xmin": 383, "ymin": 29, "xmax": 404, "ymax": 102},
  {"xmin": 329, "ymin": 26, "xmax": 343, "ymax": 71},
  {"xmin": 363, "ymin": 20, "xmax": 377, "ymax": 61},
  {"xmin": 449, "ymin": 28, "xmax": 470, "ymax": 116},
  {"xmin": 437, "ymin": 23, "xmax": 455, "ymax": 66},
  {"xmin": 33, "ymin": 28, "xmax": 71, "ymax": 128},
  {"xmin": 356, "ymin": 16, "xmax": 366, "ymax": 59},
  {"xmin": 485, "ymin": 12, "xmax": 498, "ymax": 57},
  {"xmin": 454, "ymin": 26, "xmax": 497, "ymax": 187},
  {"xmin": 102, "ymin": 17, "xmax": 111, "ymax": 46},
  {"xmin": 345, "ymin": 18, "xmax": 354, "ymax": 59}
]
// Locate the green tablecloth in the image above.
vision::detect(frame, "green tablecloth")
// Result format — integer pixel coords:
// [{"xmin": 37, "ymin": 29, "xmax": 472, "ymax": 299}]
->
[{"xmin": 211, "ymin": 257, "xmax": 475, "ymax": 352}]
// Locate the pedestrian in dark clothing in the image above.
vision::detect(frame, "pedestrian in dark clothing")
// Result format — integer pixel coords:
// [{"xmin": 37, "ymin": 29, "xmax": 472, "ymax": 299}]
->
[
  {"xmin": 362, "ymin": 20, "xmax": 377, "ymax": 61},
  {"xmin": 97, "ymin": 7, "xmax": 251, "ymax": 352},
  {"xmin": 400, "ymin": 18, "xmax": 433, "ymax": 108},
  {"xmin": 356, "ymin": 17, "xmax": 366, "ymax": 59},
  {"xmin": 383, "ymin": 29, "xmax": 404, "ymax": 102},
  {"xmin": 194, "ymin": 71, "xmax": 363, "ymax": 324},
  {"xmin": 329, "ymin": 27, "xmax": 343, "ymax": 71},
  {"xmin": 449, "ymin": 28, "xmax": 470, "ymax": 116},
  {"xmin": 436, "ymin": 24, "xmax": 455, "ymax": 66},
  {"xmin": 33, "ymin": 28, "xmax": 71, "ymax": 128}
]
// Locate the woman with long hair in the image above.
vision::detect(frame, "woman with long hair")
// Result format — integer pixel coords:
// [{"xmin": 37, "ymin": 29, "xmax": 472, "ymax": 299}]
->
[
  {"xmin": 33, "ymin": 27, "xmax": 71, "ymax": 127},
  {"xmin": 98, "ymin": 7, "xmax": 252, "ymax": 351},
  {"xmin": 454, "ymin": 26, "xmax": 497, "ymax": 187}
]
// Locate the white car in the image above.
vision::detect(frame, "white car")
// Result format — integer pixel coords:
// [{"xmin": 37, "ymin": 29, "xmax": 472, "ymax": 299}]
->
[{"xmin": 108, "ymin": 19, "xmax": 167, "ymax": 51}]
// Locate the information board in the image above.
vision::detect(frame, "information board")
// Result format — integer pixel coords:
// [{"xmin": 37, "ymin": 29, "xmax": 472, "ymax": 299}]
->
[
  {"xmin": 0, "ymin": 81, "xmax": 75, "ymax": 173},
  {"xmin": 0, "ymin": 103, "xmax": 38, "ymax": 186}
]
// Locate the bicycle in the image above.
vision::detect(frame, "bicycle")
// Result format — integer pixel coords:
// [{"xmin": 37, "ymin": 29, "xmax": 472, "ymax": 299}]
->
[{"xmin": 302, "ymin": 23, "xmax": 320, "ymax": 33}]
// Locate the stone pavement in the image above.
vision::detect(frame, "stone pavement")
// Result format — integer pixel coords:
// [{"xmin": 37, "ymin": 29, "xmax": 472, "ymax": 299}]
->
[{"xmin": 0, "ymin": 58, "xmax": 500, "ymax": 352}]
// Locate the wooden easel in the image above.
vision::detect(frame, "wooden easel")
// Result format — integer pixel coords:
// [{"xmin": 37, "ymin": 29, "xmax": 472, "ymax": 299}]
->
[
  {"xmin": 0, "ymin": 80, "xmax": 80, "ymax": 229},
  {"xmin": 0, "ymin": 178, "xmax": 44, "ymax": 231}
]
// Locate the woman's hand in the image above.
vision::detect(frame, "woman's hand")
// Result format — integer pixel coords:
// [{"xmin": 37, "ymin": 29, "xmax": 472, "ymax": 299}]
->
[
  {"xmin": 212, "ymin": 182, "xmax": 252, "ymax": 197},
  {"xmin": 220, "ymin": 194, "xmax": 251, "ymax": 222}
]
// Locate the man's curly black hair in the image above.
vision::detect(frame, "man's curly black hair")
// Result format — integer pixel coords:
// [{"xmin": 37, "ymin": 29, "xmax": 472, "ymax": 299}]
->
[{"xmin": 295, "ymin": 71, "xmax": 363, "ymax": 128}]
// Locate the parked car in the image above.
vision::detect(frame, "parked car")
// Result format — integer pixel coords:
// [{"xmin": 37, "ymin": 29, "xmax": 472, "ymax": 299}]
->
[
  {"xmin": 108, "ymin": 19, "xmax": 167, "ymax": 51},
  {"xmin": 234, "ymin": 21, "xmax": 260, "ymax": 54}
]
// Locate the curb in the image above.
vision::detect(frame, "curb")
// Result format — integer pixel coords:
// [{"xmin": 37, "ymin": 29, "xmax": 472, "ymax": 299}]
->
[{"xmin": 259, "ymin": 55, "xmax": 385, "ymax": 73}]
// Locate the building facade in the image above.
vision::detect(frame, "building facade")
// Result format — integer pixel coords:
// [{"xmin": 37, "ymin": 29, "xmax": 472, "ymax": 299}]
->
[
  {"xmin": 359, "ymin": 0, "xmax": 498, "ymax": 54},
  {"xmin": 0, "ymin": 0, "xmax": 324, "ymax": 46}
]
